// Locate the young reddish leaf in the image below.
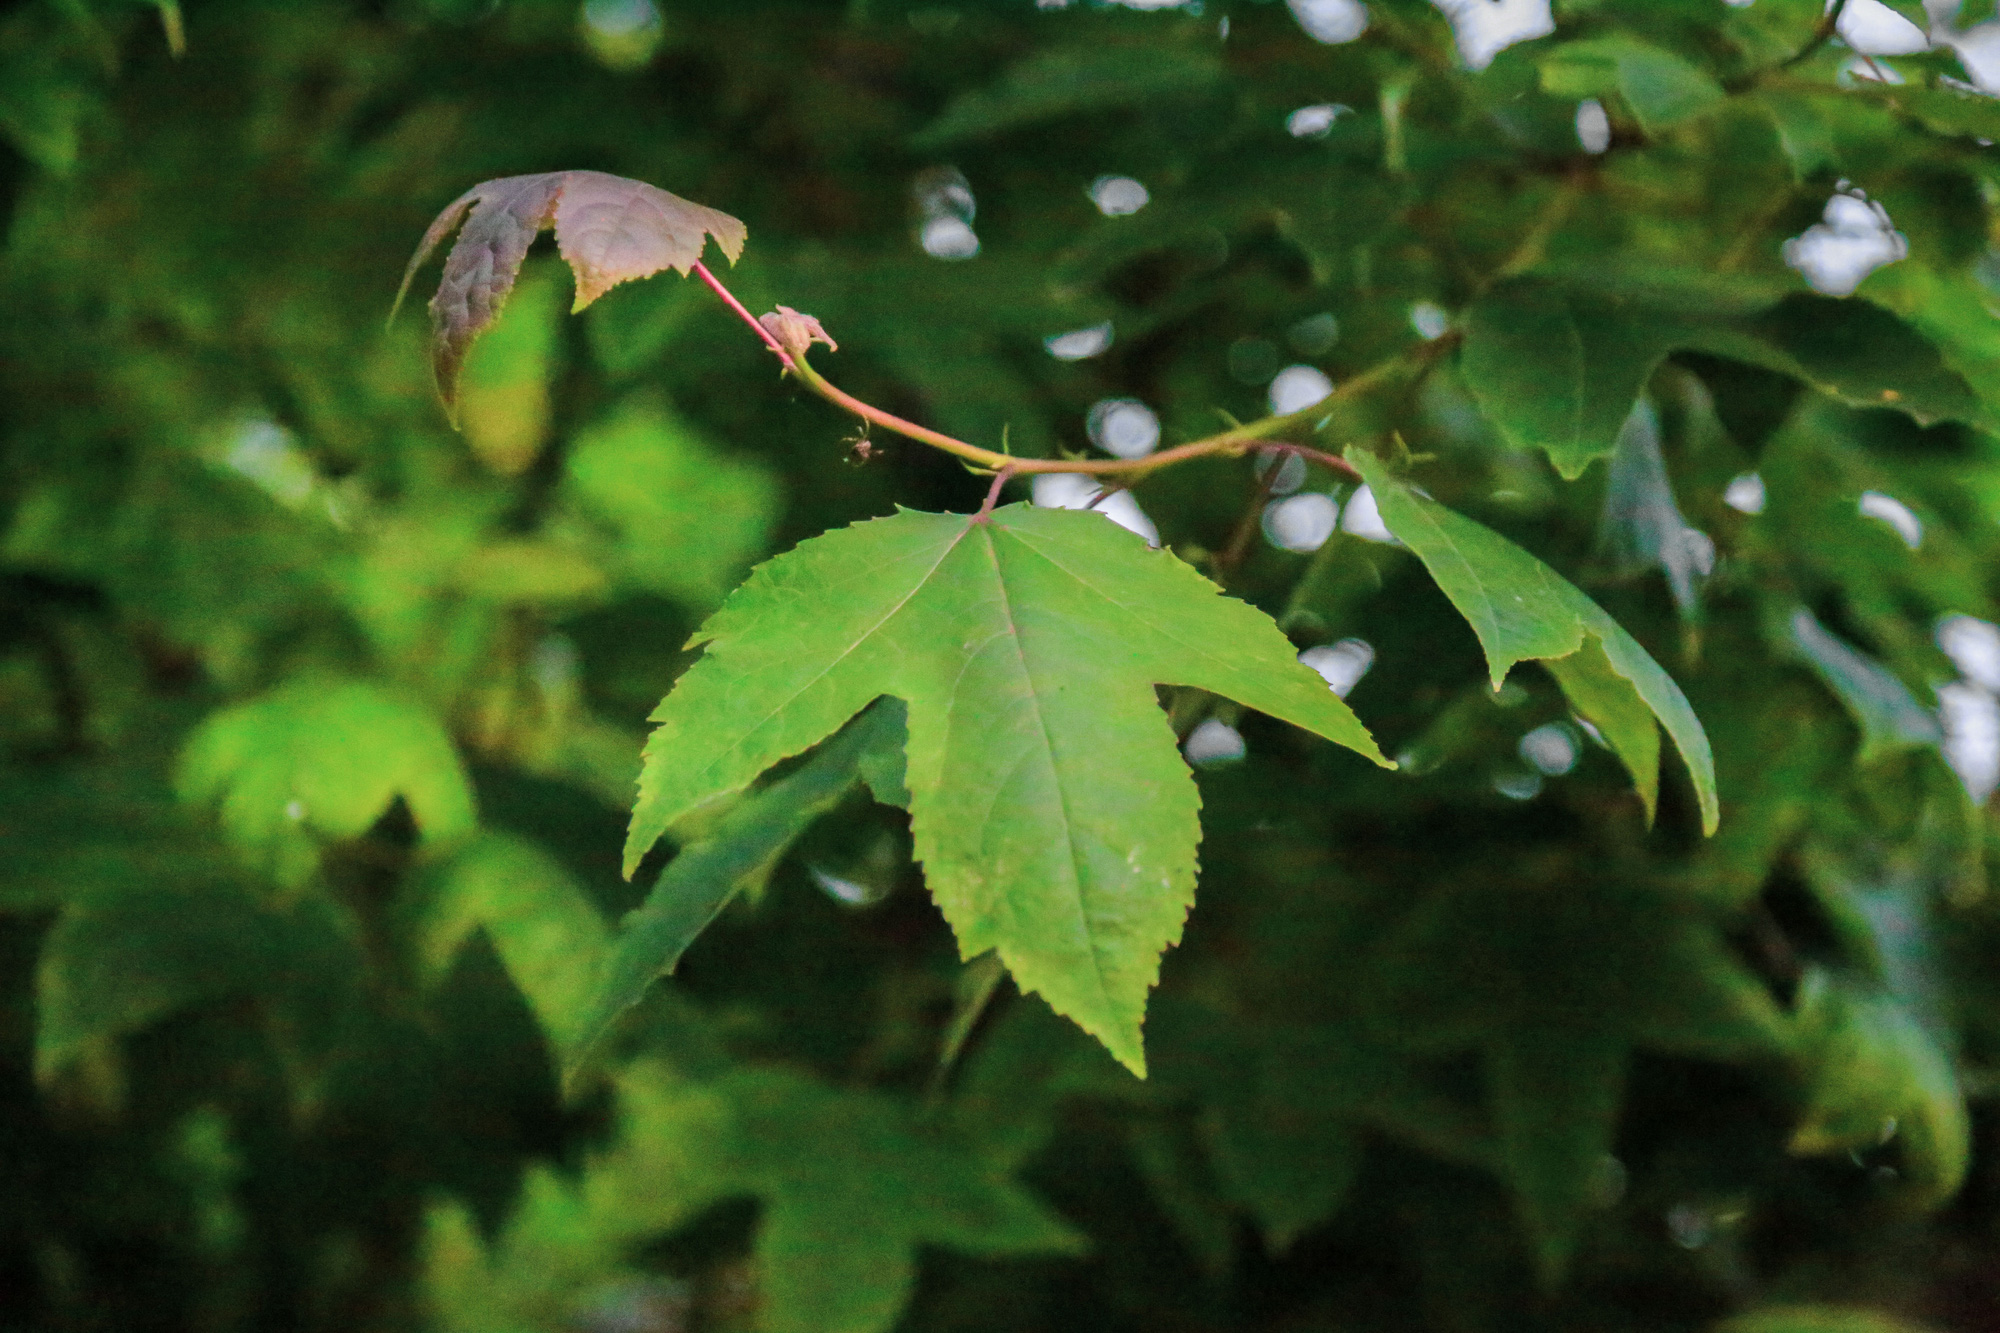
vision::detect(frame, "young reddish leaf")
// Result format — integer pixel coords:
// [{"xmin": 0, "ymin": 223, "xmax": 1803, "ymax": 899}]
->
[
  {"xmin": 393, "ymin": 171, "xmax": 748, "ymax": 417},
  {"xmin": 552, "ymin": 171, "xmax": 747, "ymax": 307}
]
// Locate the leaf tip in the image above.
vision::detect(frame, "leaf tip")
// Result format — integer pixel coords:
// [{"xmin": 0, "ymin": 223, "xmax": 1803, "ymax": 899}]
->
[{"xmin": 435, "ymin": 372, "xmax": 464, "ymax": 430}]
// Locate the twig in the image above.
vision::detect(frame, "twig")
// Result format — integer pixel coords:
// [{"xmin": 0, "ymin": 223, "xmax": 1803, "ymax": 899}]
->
[
  {"xmin": 1779, "ymin": 0, "xmax": 1850, "ymax": 72},
  {"xmin": 1211, "ymin": 449, "xmax": 1289, "ymax": 586},
  {"xmin": 974, "ymin": 466, "xmax": 1015, "ymax": 521},
  {"xmin": 1259, "ymin": 441, "xmax": 1364, "ymax": 481},
  {"xmin": 693, "ymin": 261, "xmax": 793, "ymax": 366},
  {"xmin": 691, "ymin": 260, "xmax": 1433, "ymax": 484},
  {"xmin": 1484, "ymin": 170, "xmax": 1588, "ymax": 292}
]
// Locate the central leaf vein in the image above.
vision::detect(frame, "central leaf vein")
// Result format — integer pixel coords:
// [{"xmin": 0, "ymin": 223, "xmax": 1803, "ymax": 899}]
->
[{"xmin": 978, "ymin": 527, "xmax": 1119, "ymax": 1018}]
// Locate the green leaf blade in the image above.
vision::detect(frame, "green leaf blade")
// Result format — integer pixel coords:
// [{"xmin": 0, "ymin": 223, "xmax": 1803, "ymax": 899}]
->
[
  {"xmin": 36, "ymin": 880, "xmax": 357, "ymax": 1085},
  {"xmin": 1785, "ymin": 608, "xmax": 1943, "ymax": 763},
  {"xmin": 570, "ymin": 705, "xmax": 897, "ymax": 1075},
  {"xmin": 404, "ymin": 833, "xmax": 610, "ymax": 1051},
  {"xmin": 1351, "ymin": 452, "xmax": 1718, "ymax": 833},
  {"xmin": 1538, "ymin": 36, "xmax": 1726, "ymax": 135},
  {"xmin": 627, "ymin": 505, "xmax": 1387, "ymax": 1074},
  {"xmin": 1488, "ymin": 1024, "xmax": 1627, "ymax": 1285},
  {"xmin": 1460, "ymin": 279, "xmax": 1677, "ymax": 479},
  {"xmin": 1545, "ymin": 636, "xmax": 1664, "ymax": 822},
  {"xmin": 1789, "ymin": 970, "xmax": 1969, "ymax": 1211},
  {"xmin": 564, "ymin": 392, "xmax": 778, "ymax": 609},
  {"xmin": 177, "ymin": 678, "xmax": 478, "ymax": 886}
]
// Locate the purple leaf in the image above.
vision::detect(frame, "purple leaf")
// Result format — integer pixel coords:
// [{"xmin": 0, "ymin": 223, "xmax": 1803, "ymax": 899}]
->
[{"xmin": 393, "ymin": 171, "xmax": 748, "ymax": 419}]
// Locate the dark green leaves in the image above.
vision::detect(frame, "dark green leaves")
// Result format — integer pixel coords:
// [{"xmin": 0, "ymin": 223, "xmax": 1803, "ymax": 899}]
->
[
  {"xmin": 1369, "ymin": 878, "xmax": 1787, "ymax": 1278},
  {"xmin": 1486, "ymin": 1025, "xmax": 1626, "ymax": 1281},
  {"xmin": 1729, "ymin": 296, "xmax": 1985, "ymax": 428},
  {"xmin": 1539, "ymin": 36, "xmax": 1726, "ymax": 135},
  {"xmin": 426, "ymin": 1059, "xmax": 1082, "ymax": 1333},
  {"xmin": 914, "ymin": 42, "xmax": 1225, "ymax": 147},
  {"xmin": 626, "ymin": 505, "xmax": 1388, "ymax": 1074},
  {"xmin": 570, "ymin": 702, "xmax": 905, "ymax": 1072},
  {"xmin": 1351, "ymin": 451, "xmax": 1717, "ymax": 832},
  {"xmin": 1460, "ymin": 279, "xmax": 1688, "ymax": 480},
  {"xmin": 1460, "ymin": 278, "xmax": 1984, "ymax": 477},
  {"xmin": 36, "ymin": 878, "xmax": 358, "ymax": 1084}
]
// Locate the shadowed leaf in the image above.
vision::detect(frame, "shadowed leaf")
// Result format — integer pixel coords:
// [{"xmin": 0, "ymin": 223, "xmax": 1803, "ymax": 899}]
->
[
  {"xmin": 403, "ymin": 833, "xmax": 611, "ymax": 1051},
  {"xmin": 1488, "ymin": 1024, "xmax": 1625, "ymax": 1284},
  {"xmin": 566, "ymin": 702, "xmax": 904, "ymax": 1078},
  {"xmin": 1784, "ymin": 608, "xmax": 1942, "ymax": 764},
  {"xmin": 428, "ymin": 1059, "xmax": 1080, "ymax": 1333},
  {"xmin": 1789, "ymin": 969, "xmax": 1969, "ymax": 1211}
]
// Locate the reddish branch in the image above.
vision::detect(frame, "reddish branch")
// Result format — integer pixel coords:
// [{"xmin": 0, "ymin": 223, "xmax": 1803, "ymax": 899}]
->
[{"xmin": 688, "ymin": 260, "xmax": 1426, "ymax": 490}]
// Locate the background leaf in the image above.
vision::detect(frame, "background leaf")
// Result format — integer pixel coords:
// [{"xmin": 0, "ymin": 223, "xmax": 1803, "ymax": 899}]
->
[
  {"xmin": 175, "ymin": 677, "xmax": 476, "ymax": 886},
  {"xmin": 403, "ymin": 832, "xmax": 609, "ymax": 1051},
  {"xmin": 429, "ymin": 1058, "xmax": 1083, "ymax": 1333},
  {"xmin": 1538, "ymin": 36, "xmax": 1727, "ymax": 135},
  {"xmin": 35, "ymin": 878, "xmax": 359, "ymax": 1085},
  {"xmin": 562, "ymin": 391, "xmax": 778, "ymax": 610},
  {"xmin": 568, "ymin": 702, "xmax": 902, "ymax": 1074},
  {"xmin": 1460, "ymin": 279, "xmax": 1681, "ymax": 481}
]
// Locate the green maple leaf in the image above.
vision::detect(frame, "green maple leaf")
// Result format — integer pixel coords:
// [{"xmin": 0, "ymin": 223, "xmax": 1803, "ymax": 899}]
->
[
  {"xmin": 625, "ymin": 504, "xmax": 1389, "ymax": 1074},
  {"xmin": 1351, "ymin": 450, "xmax": 1717, "ymax": 833},
  {"xmin": 1147, "ymin": 1001, "xmax": 1369, "ymax": 1253},
  {"xmin": 36, "ymin": 877, "xmax": 362, "ymax": 1086},
  {"xmin": 401, "ymin": 832, "xmax": 611, "ymax": 1052},
  {"xmin": 1459, "ymin": 277, "xmax": 1983, "ymax": 478}
]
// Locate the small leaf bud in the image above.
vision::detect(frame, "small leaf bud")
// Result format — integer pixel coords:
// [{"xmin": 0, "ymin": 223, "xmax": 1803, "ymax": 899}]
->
[{"xmin": 759, "ymin": 305, "xmax": 838, "ymax": 360}]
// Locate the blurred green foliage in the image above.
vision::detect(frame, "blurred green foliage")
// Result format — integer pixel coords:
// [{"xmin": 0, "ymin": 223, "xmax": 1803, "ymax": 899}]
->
[{"xmin": 6, "ymin": 2, "xmax": 2000, "ymax": 1332}]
